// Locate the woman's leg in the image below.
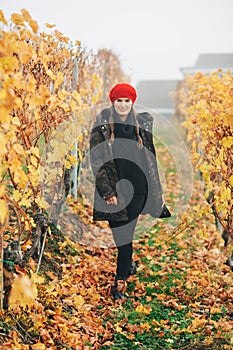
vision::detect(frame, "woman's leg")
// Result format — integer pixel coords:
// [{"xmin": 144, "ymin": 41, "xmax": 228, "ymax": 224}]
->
[
  {"xmin": 109, "ymin": 218, "xmax": 138, "ymax": 278},
  {"xmin": 109, "ymin": 218, "xmax": 137, "ymax": 300},
  {"xmin": 108, "ymin": 194, "xmax": 147, "ymax": 300}
]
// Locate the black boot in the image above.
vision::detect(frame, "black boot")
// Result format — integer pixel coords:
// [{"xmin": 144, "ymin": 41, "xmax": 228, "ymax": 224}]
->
[{"xmin": 113, "ymin": 277, "xmax": 127, "ymax": 301}]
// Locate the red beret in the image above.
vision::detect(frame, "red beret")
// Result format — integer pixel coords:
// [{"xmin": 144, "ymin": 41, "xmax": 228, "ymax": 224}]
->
[{"xmin": 109, "ymin": 83, "xmax": 137, "ymax": 103}]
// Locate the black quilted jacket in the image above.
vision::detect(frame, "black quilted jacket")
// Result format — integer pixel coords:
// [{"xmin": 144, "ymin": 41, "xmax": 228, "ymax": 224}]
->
[{"xmin": 90, "ymin": 108, "xmax": 163, "ymax": 221}]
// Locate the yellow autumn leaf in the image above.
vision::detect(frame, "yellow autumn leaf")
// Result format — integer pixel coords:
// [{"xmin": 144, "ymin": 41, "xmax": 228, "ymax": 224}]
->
[
  {"xmin": 26, "ymin": 94, "xmax": 43, "ymax": 108},
  {"xmin": 54, "ymin": 72, "xmax": 64, "ymax": 90},
  {"xmin": 77, "ymin": 133, "xmax": 83, "ymax": 143},
  {"xmin": 146, "ymin": 254, "xmax": 153, "ymax": 260},
  {"xmin": 229, "ymin": 175, "xmax": 233, "ymax": 187},
  {"xmin": 222, "ymin": 136, "xmax": 233, "ymax": 148},
  {"xmin": 8, "ymin": 275, "xmax": 37, "ymax": 309},
  {"xmin": 126, "ymin": 334, "xmax": 135, "ymax": 340},
  {"xmin": 135, "ymin": 304, "xmax": 152, "ymax": 314},
  {"xmin": 35, "ymin": 196, "xmax": 50, "ymax": 210},
  {"xmin": 73, "ymin": 295, "xmax": 85, "ymax": 308},
  {"xmin": 13, "ymin": 189, "xmax": 21, "ymax": 202},
  {"xmin": 31, "ymin": 343, "xmax": 46, "ymax": 350},
  {"xmin": 151, "ymin": 319, "xmax": 160, "ymax": 327},
  {"xmin": 45, "ymin": 23, "xmax": 56, "ymax": 28},
  {"xmin": 30, "ymin": 216, "xmax": 36, "ymax": 228},
  {"xmin": 72, "ymin": 91, "xmax": 82, "ymax": 105},
  {"xmin": 91, "ymin": 94, "xmax": 101, "ymax": 105},
  {"xmin": 64, "ymin": 159, "xmax": 72, "ymax": 169},
  {"xmin": 0, "ymin": 56, "xmax": 19, "ymax": 74},
  {"xmin": 30, "ymin": 146, "xmax": 40, "ymax": 158},
  {"xmin": 220, "ymin": 183, "xmax": 231, "ymax": 202},
  {"xmin": 0, "ymin": 185, "xmax": 6, "ymax": 197},
  {"xmin": 190, "ymin": 316, "xmax": 207, "ymax": 330},
  {"xmin": 19, "ymin": 197, "xmax": 31, "ymax": 208},
  {"xmin": 39, "ymin": 85, "xmax": 51, "ymax": 102},
  {"xmin": 30, "ymin": 155, "xmax": 38, "ymax": 167},
  {"xmin": 78, "ymin": 149, "xmax": 83, "ymax": 163},
  {"xmin": 0, "ymin": 10, "xmax": 7, "ymax": 25},
  {"xmin": 0, "ymin": 199, "xmax": 8, "ymax": 224},
  {"xmin": 11, "ymin": 13, "xmax": 25, "ymax": 26},
  {"xmin": 57, "ymin": 89, "xmax": 69, "ymax": 102},
  {"xmin": 30, "ymin": 271, "xmax": 45, "ymax": 285},
  {"xmin": 69, "ymin": 99, "xmax": 77, "ymax": 113},
  {"xmin": 140, "ymin": 322, "xmax": 151, "ymax": 330},
  {"xmin": 115, "ymin": 325, "xmax": 123, "ymax": 333},
  {"xmin": 11, "ymin": 116, "xmax": 21, "ymax": 126},
  {"xmin": 210, "ymin": 307, "xmax": 222, "ymax": 314},
  {"xmin": 0, "ymin": 134, "xmax": 7, "ymax": 154},
  {"xmin": 156, "ymin": 293, "xmax": 166, "ymax": 301},
  {"xmin": 27, "ymin": 165, "xmax": 39, "ymax": 186},
  {"xmin": 135, "ymin": 304, "xmax": 144, "ymax": 313},
  {"xmin": 29, "ymin": 19, "xmax": 38, "ymax": 34},
  {"xmin": 17, "ymin": 41, "xmax": 33, "ymax": 65},
  {"xmin": 14, "ymin": 170, "xmax": 28, "ymax": 189},
  {"xmin": 54, "ymin": 30, "xmax": 69, "ymax": 44},
  {"xmin": 215, "ymin": 201, "xmax": 227, "ymax": 214},
  {"xmin": 68, "ymin": 155, "xmax": 78, "ymax": 166},
  {"xmin": 45, "ymin": 69, "xmax": 56, "ymax": 80},
  {"xmin": 21, "ymin": 8, "xmax": 32, "ymax": 22},
  {"xmin": 58, "ymin": 241, "xmax": 68, "ymax": 249},
  {"xmin": 13, "ymin": 143, "xmax": 25, "ymax": 155},
  {"xmin": 223, "ymin": 114, "xmax": 233, "ymax": 127}
]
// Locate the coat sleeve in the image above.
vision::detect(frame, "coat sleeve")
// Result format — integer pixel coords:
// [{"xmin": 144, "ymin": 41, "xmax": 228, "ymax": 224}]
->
[
  {"xmin": 138, "ymin": 112, "xmax": 156, "ymax": 153},
  {"xmin": 138, "ymin": 112, "xmax": 163, "ymax": 195},
  {"xmin": 90, "ymin": 124, "xmax": 116, "ymax": 200}
]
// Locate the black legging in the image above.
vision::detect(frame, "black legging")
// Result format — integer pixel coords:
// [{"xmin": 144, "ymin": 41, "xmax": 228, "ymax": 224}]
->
[{"xmin": 108, "ymin": 194, "xmax": 147, "ymax": 278}]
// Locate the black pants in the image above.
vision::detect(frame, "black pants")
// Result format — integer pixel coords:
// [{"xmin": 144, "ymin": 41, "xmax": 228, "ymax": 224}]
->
[{"xmin": 108, "ymin": 194, "xmax": 147, "ymax": 278}]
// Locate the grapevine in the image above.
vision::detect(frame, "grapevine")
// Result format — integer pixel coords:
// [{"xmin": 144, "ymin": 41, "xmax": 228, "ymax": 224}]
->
[
  {"xmin": 0, "ymin": 9, "xmax": 128, "ymax": 308},
  {"xmin": 177, "ymin": 70, "xmax": 233, "ymax": 241}
]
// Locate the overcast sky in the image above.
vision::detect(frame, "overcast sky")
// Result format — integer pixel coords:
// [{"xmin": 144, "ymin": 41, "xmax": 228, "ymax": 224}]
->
[{"xmin": 1, "ymin": 0, "xmax": 233, "ymax": 84}]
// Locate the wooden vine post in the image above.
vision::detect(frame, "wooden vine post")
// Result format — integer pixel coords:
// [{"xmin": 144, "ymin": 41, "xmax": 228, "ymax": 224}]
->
[
  {"xmin": 71, "ymin": 58, "xmax": 79, "ymax": 199},
  {"xmin": 0, "ymin": 225, "xmax": 3, "ymax": 309}
]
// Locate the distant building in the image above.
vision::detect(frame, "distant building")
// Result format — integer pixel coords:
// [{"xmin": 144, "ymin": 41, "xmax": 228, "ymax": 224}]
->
[
  {"xmin": 180, "ymin": 53, "xmax": 233, "ymax": 75},
  {"xmin": 136, "ymin": 53, "xmax": 233, "ymax": 119},
  {"xmin": 136, "ymin": 80, "xmax": 178, "ymax": 118}
]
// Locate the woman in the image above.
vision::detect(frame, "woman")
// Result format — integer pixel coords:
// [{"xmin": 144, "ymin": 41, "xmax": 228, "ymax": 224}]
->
[{"xmin": 90, "ymin": 83, "xmax": 164, "ymax": 301}]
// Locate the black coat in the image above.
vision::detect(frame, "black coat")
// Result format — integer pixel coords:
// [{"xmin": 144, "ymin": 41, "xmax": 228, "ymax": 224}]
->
[{"xmin": 90, "ymin": 108, "xmax": 163, "ymax": 221}]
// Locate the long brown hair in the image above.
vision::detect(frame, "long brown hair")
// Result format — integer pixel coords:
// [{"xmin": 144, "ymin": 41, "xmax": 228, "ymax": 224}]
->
[{"xmin": 109, "ymin": 105, "xmax": 143, "ymax": 150}]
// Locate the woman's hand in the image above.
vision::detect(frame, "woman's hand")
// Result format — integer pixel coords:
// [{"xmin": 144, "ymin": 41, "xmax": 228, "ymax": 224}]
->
[{"xmin": 106, "ymin": 196, "xmax": 117, "ymax": 205}]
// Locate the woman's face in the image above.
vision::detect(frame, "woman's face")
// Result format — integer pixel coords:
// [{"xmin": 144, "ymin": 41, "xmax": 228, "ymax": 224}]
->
[{"xmin": 113, "ymin": 98, "xmax": 133, "ymax": 118}]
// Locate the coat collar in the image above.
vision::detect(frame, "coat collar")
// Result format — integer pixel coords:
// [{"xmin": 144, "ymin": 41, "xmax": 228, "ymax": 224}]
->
[{"xmin": 96, "ymin": 108, "xmax": 153, "ymax": 128}]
